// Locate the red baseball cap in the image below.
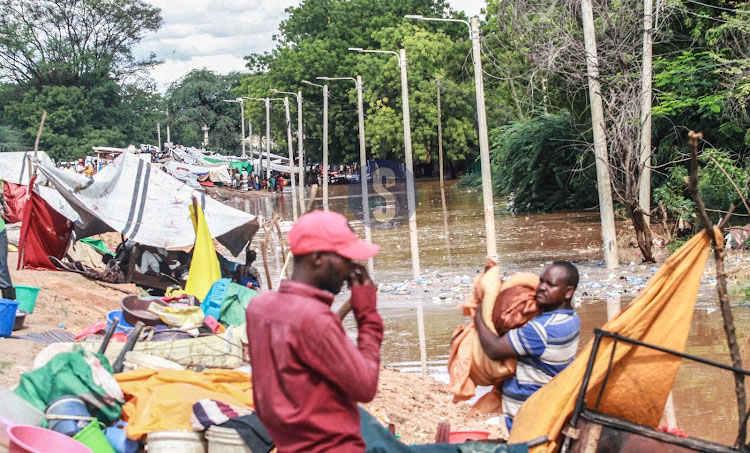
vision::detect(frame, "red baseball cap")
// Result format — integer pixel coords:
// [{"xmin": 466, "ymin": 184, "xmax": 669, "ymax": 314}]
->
[{"xmin": 287, "ymin": 210, "xmax": 380, "ymax": 261}]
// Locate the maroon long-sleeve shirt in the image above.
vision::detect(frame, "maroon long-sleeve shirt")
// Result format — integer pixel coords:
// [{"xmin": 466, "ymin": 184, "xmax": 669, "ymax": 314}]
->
[{"xmin": 246, "ymin": 280, "xmax": 384, "ymax": 452}]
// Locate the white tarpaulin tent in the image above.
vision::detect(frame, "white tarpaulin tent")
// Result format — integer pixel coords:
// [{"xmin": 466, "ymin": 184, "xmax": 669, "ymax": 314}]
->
[
  {"xmin": 0, "ymin": 151, "xmax": 54, "ymax": 185},
  {"xmin": 36, "ymin": 152, "xmax": 258, "ymax": 256},
  {"xmin": 164, "ymin": 161, "xmax": 232, "ymax": 185}
]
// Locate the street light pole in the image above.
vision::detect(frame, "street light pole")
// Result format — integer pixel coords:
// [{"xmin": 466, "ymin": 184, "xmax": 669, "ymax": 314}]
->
[
  {"xmin": 223, "ymin": 97, "xmax": 247, "ymax": 157},
  {"xmin": 283, "ymin": 97, "xmax": 300, "ymax": 220},
  {"xmin": 270, "ymin": 89, "xmax": 306, "ymax": 214},
  {"xmin": 318, "ymin": 75, "xmax": 374, "ymax": 276},
  {"xmin": 405, "ymin": 14, "xmax": 498, "ymax": 260},
  {"xmin": 303, "ymin": 80, "xmax": 329, "ymax": 210},
  {"xmin": 248, "ymin": 98, "xmax": 273, "ymax": 179},
  {"xmin": 348, "ymin": 48, "xmax": 421, "ymax": 281}
]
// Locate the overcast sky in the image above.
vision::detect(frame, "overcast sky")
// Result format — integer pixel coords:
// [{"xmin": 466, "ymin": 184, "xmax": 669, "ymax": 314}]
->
[{"xmin": 135, "ymin": 0, "xmax": 485, "ymax": 90}]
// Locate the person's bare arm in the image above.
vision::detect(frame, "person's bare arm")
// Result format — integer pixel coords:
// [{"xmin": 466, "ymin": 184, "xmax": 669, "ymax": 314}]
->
[{"xmin": 474, "ymin": 302, "xmax": 518, "ymax": 361}]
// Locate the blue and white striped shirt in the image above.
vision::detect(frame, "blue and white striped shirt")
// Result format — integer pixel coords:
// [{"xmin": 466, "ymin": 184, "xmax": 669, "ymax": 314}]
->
[{"xmin": 502, "ymin": 308, "xmax": 580, "ymax": 430}]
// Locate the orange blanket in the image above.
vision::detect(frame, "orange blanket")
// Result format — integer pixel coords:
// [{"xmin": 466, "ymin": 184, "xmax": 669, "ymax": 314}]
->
[
  {"xmin": 447, "ymin": 265, "xmax": 539, "ymax": 406},
  {"xmin": 508, "ymin": 229, "xmax": 715, "ymax": 452}
]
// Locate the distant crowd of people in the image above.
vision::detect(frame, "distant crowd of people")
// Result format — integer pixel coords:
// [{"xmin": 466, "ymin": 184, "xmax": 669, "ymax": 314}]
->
[{"xmin": 232, "ymin": 170, "xmax": 288, "ymax": 193}]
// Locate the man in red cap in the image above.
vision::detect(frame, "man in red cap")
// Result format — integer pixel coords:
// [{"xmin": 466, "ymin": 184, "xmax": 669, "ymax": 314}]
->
[{"xmin": 246, "ymin": 210, "xmax": 382, "ymax": 452}]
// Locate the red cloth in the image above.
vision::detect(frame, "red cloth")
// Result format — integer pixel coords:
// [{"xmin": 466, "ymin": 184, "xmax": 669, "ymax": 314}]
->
[
  {"xmin": 2, "ymin": 181, "xmax": 28, "ymax": 224},
  {"xmin": 246, "ymin": 280, "xmax": 383, "ymax": 453},
  {"xmin": 18, "ymin": 182, "xmax": 72, "ymax": 270}
]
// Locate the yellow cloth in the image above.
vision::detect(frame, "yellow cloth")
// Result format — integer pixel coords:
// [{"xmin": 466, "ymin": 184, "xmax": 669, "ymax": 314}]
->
[
  {"xmin": 116, "ymin": 368, "xmax": 253, "ymax": 439},
  {"xmin": 508, "ymin": 228, "xmax": 716, "ymax": 452},
  {"xmin": 147, "ymin": 302, "xmax": 204, "ymax": 329},
  {"xmin": 184, "ymin": 203, "xmax": 221, "ymax": 302}
]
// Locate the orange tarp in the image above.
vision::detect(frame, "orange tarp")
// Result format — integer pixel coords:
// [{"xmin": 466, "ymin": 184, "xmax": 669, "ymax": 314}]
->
[
  {"xmin": 508, "ymin": 228, "xmax": 716, "ymax": 452},
  {"xmin": 116, "ymin": 368, "xmax": 253, "ymax": 439},
  {"xmin": 447, "ymin": 266, "xmax": 539, "ymax": 402}
]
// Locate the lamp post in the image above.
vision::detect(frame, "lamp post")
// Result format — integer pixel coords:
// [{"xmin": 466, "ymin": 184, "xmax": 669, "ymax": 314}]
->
[
  {"xmin": 405, "ymin": 14, "xmax": 497, "ymax": 260},
  {"xmin": 318, "ymin": 75, "xmax": 374, "ymax": 276},
  {"xmin": 270, "ymin": 89, "xmax": 305, "ymax": 215},
  {"xmin": 248, "ymin": 98, "xmax": 276, "ymax": 180},
  {"xmin": 350, "ymin": 47, "xmax": 425, "ymax": 375},
  {"xmin": 222, "ymin": 97, "xmax": 246, "ymax": 158},
  {"xmin": 302, "ymin": 80, "xmax": 329, "ymax": 211},
  {"xmin": 349, "ymin": 47, "xmax": 421, "ymax": 281}
]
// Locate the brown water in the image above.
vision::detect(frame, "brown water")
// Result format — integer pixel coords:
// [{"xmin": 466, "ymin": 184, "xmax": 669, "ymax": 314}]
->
[{"xmin": 237, "ymin": 179, "xmax": 750, "ymax": 446}]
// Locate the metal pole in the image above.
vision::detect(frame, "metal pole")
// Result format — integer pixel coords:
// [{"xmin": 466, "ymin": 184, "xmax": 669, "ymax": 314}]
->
[
  {"xmin": 580, "ymin": 0, "xmax": 620, "ymax": 269},
  {"xmin": 157, "ymin": 123, "xmax": 161, "ymax": 149},
  {"xmin": 399, "ymin": 49, "xmax": 421, "ymax": 281},
  {"xmin": 639, "ymin": 0, "xmax": 653, "ymax": 226},
  {"xmin": 240, "ymin": 101, "xmax": 246, "ymax": 158},
  {"xmin": 436, "ymin": 77, "xmax": 444, "ymax": 190},
  {"xmin": 470, "ymin": 17, "xmax": 497, "ymax": 260},
  {"xmin": 284, "ymin": 97, "xmax": 299, "ymax": 220},
  {"xmin": 248, "ymin": 119, "xmax": 253, "ymax": 166},
  {"xmin": 323, "ymin": 84, "xmax": 329, "ymax": 211},
  {"xmin": 297, "ymin": 91, "xmax": 306, "ymax": 214},
  {"xmin": 356, "ymin": 76, "xmax": 375, "ymax": 276},
  {"xmin": 265, "ymin": 98, "xmax": 271, "ymax": 179}
]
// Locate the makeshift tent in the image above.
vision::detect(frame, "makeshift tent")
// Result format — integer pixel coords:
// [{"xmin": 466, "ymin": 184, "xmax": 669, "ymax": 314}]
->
[
  {"xmin": 18, "ymin": 177, "xmax": 73, "ymax": 270},
  {"xmin": 205, "ymin": 158, "xmax": 253, "ymax": 174},
  {"xmin": 508, "ymin": 228, "xmax": 715, "ymax": 452},
  {"xmin": 2, "ymin": 180, "xmax": 27, "ymax": 223},
  {"xmin": 0, "ymin": 151, "xmax": 54, "ymax": 185},
  {"xmin": 36, "ymin": 152, "xmax": 258, "ymax": 256},
  {"xmin": 164, "ymin": 161, "xmax": 232, "ymax": 185}
]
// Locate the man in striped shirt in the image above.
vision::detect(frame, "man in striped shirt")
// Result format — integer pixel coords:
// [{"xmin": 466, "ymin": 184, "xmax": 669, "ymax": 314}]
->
[{"xmin": 475, "ymin": 260, "xmax": 580, "ymax": 431}]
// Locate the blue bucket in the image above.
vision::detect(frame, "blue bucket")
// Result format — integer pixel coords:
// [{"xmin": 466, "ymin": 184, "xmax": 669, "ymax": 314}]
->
[
  {"xmin": 0, "ymin": 298, "xmax": 19, "ymax": 338},
  {"xmin": 105, "ymin": 421, "xmax": 139, "ymax": 453},
  {"xmin": 46, "ymin": 395, "xmax": 92, "ymax": 436},
  {"xmin": 106, "ymin": 310, "xmax": 134, "ymax": 334}
]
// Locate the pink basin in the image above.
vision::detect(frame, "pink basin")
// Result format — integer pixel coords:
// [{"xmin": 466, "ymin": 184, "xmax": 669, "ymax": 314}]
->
[{"xmin": 7, "ymin": 424, "xmax": 92, "ymax": 453}]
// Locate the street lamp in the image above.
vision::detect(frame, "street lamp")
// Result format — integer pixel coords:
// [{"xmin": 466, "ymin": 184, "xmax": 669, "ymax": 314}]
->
[
  {"xmin": 247, "ymin": 98, "xmax": 271, "ymax": 179},
  {"xmin": 269, "ymin": 88, "xmax": 305, "ymax": 214},
  {"xmin": 302, "ymin": 80, "xmax": 329, "ymax": 211},
  {"xmin": 317, "ymin": 75, "xmax": 374, "ymax": 276},
  {"xmin": 223, "ymin": 97, "xmax": 246, "ymax": 158},
  {"xmin": 405, "ymin": 14, "xmax": 497, "ymax": 260},
  {"xmin": 348, "ymin": 47, "xmax": 421, "ymax": 282}
]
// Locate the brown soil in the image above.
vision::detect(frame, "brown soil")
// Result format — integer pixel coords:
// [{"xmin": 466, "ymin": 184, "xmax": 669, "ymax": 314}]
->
[
  {"xmin": 203, "ymin": 185, "xmax": 278, "ymax": 203},
  {"xmin": 0, "ymin": 251, "xmax": 140, "ymax": 387},
  {"xmin": 363, "ymin": 368, "xmax": 508, "ymax": 444}
]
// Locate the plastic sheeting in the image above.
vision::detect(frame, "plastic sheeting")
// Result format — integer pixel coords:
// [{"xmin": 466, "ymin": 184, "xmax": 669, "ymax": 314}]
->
[
  {"xmin": 2, "ymin": 180, "xmax": 27, "ymax": 223},
  {"xmin": 36, "ymin": 152, "xmax": 258, "ymax": 256},
  {"xmin": 18, "ymin": 179, "xmax": 73, "ymax": 270},
  {"xmin": 0, "ymin": 151, "xmax": 54, "ymax": 185},
  {"xmin": 508, "ymin": 229, "xmax": 715, "ymax": 452},
  {"xmin": 164, "ymin": 161, "xmax": 232, "ymax": 184}
]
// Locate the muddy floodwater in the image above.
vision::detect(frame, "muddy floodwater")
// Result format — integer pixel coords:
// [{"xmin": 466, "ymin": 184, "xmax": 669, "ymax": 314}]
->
[{"xmin": 235, "ymin": 178, "xmax": 750, "ymax": 446}]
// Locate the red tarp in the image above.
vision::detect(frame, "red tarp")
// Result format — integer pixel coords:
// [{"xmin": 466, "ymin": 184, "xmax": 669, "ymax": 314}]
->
[
  {"xmin": 2, "ymin": 180, "xmax": 27, "ymax": 224},
  {"xmin": 18, "ymin": 178, "xmax": 72, "ymax": 270}
]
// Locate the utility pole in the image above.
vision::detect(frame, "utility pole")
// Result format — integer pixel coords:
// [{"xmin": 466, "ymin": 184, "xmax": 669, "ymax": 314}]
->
[
  {"xmin": 399, "ymin": 49, "xmax": 422, "ymax": 281},
  {"xmin": 248, "ymin": 119, "xmax": 253, "ymax": 165},
  {"xmin": 239, "ymin": 101, "xmax": 246, "ymax": 158},
  {"xmin": 322, "ymin": 85, "xmax": 329, "ymax": 211},
  {"xmin": 265, "ymin": 98, "xmax": 271, "ymax": 179},
  {"xmin": 470, "ymin": 17, "xmax": 497, "ymax": 260},
  {"xmin": 157, "ymin": 123, "xmax": 161, "ymax": 149},
  {"xmin": 302, "ymin": 80, "xmax": 329, "ymax": 210},
  {"xmin": 356, "ymin": 76, "xmax": 374, "ymax": 276},
  {"xmin": 639, "ymin": 0, "xmax": 653, "ymax": 226},
  {"xmin": 166, "ymin": 107, "xmax": 171, "ymax": 144},
  {"xmin": 283, "ymin": 97, "xmax": 300, "ymax": 220},
  {"xmin": 580, "ymin": 0, "xmax": 619, "ymax": 269},
  {"xmin": 297, "ymin": 90, "xmax": 306, "ymax": 214},
  {"xmin": 436, "ymin": 77, "xmax": 444, "ymax": 190}
]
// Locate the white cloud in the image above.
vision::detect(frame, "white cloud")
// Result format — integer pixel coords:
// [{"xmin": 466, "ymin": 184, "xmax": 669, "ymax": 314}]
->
[{"xmin": 136, "ymin": 0, "xmax": 486, "ymax": 90}]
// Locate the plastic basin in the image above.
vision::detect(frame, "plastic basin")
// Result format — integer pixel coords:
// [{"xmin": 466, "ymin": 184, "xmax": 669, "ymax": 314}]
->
[
  {"xmin": 7, "ymin": 424, "xmax": 92, "ymax": 453},
  {"xmin": 72, "ymin": 421, "xmax": 114, "ymax": 453},
  {"xmin": 448, "ymin": 430, "xmax": 491, "ymax": 443},
  {"xmin": 0, "ymin": 299, "xmax": 19, "ymax": 338},
  {"xmin": 14, "ymin": 286, "xmax": 40, "ymax": 314},
  {"xmin": 106, "ymin": 310, "xmax": 134, "ymax": 334},
  {"xmin": 13, "ymin": 309, "xmax": 28, "ymax": 331}
]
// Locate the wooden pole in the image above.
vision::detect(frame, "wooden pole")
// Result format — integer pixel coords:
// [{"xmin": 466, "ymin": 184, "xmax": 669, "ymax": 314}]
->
[
  {"xmin": 687, "ymin": 131, "xmax": 746, "ymax": 446},
  {"xmin": 580, "ymin": 0, "xmax": 619, "ymax": 269},
  {"xmin": 261, "ymin": 219, "xmax": 273, "ymax": 290}
]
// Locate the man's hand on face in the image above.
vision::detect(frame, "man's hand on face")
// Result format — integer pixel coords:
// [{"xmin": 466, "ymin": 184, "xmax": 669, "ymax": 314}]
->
[{"xmin": 347, "ymin": 263, "xmax": 374, "ymax": 288}]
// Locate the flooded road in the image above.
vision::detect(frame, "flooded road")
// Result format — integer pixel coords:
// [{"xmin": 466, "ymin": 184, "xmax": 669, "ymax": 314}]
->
[{"xmin": 237, "ymin": 179, "xmax": 750, "ymax": 446}]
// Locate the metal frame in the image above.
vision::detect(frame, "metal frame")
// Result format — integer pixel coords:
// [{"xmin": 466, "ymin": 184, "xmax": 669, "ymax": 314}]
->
[{"xmin": 565, "ymin": 328, "xmax": 750, "ymax": 448}]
